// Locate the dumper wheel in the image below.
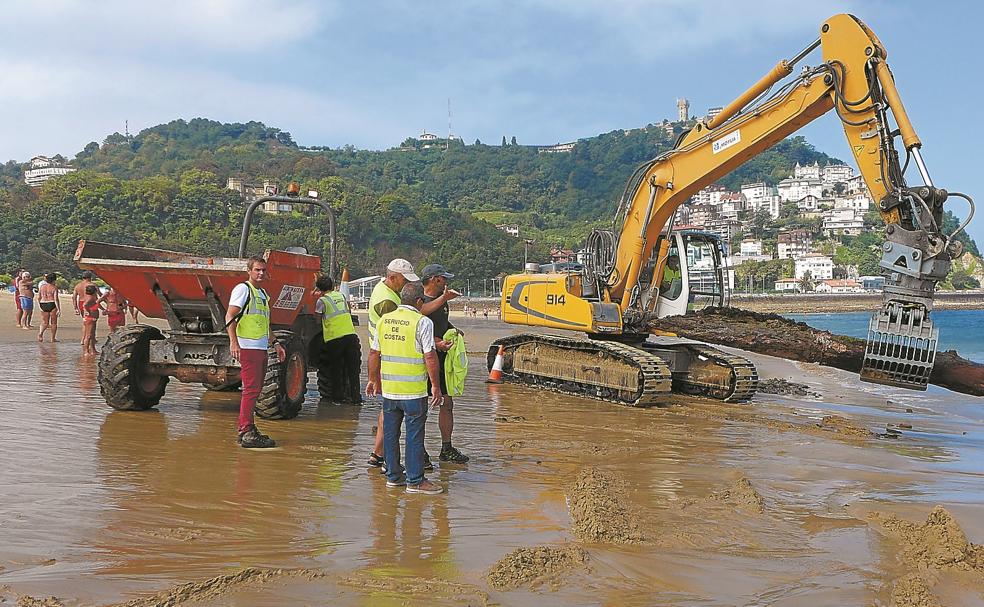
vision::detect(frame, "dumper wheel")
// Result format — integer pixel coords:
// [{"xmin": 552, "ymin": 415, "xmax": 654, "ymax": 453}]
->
[
  {"xmin": 256, "ymin": 331, "xmax": 307, "ymax": 420},
  {"xmin": 98, "ymin": 325, "xmax": 170, "ymax": 411}
]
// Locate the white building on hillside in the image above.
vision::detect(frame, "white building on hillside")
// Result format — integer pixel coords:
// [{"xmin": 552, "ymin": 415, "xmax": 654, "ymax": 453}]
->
[
  {"xmin": 794, "ymin": 161, "xmax": 822, "ymax": 180},
  {"xmin": 693, "ymin": 185, "xmax": 730, "ymax": 206},
  {"xmin": 24, "ymin": 156, "xmax": 76, "ymax": 187},
  {"xmin": 717, "ymin": 191, "xmax": 745, "ymax": 221},
  {"xmin": 834, "ymin": 191, "xmax": 871, "ymax": 211},
  {"xmin": 845, "ymin": 174, "xmax": 868, "ymax": 195},
  {"xmin": 815, "ymin": 279, "xmax": 863, "ymax": 293},
  {"xmin": 822, "ymin": 208, "xmax": 864, "ymax": 236},
  {"xmin": 795, "ymin": 254, "xmax": 834, "ymax": 281},
  {"xmin": 778, "ymin": 176, "xmax": 823, "ymax": 202},
  {"xmin": 740, "ymin": 239, "xmax": 763, "ymax": 256},
  {"xmin": 496, "ymin": 224, "xmax": 520, "ymax": 237},
  {"xmin": 774, "ymin": 278, "xmax": 801, "ymax": 292},
  {"xmin": 740, "ymin": 182, "xmax": 782, "ymax": 218},
  {"xmin": 822, "ymin": 163, "xmax": 854, "ymax": 183}
]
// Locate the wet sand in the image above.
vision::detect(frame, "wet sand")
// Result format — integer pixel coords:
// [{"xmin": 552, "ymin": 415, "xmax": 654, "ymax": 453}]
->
[{"xmin": 2, "ymin": 294, "xmax": 984, "ymax": 606}]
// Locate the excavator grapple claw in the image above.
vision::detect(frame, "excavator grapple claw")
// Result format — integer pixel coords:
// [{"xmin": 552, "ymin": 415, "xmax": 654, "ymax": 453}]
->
[{"xmin": 861, "ymin": 301, "xmax": 938, "ymax": 390}]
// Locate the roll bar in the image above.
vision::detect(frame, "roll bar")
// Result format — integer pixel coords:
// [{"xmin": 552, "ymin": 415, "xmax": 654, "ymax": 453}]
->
[{"xmin": 238, "ymin": 196, "xmax": 337, "ymax": 277}]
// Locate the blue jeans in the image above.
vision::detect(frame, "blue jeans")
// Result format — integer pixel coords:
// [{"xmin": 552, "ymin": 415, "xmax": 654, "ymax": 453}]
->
[{"xmin": 383, "ymin": 397, "xmax": 428, "ymax": 485}]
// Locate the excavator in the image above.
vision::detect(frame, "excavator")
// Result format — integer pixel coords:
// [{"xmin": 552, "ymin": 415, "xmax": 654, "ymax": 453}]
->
[{"xmin": 488, "ymin": 14, "xmax": 975, "ymax": 406}]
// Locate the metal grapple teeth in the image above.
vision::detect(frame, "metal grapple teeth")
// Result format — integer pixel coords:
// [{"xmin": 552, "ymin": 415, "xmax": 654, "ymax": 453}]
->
[{"xmin": 860, "ymin": 301, "xmax": 938, "ymax": 390}]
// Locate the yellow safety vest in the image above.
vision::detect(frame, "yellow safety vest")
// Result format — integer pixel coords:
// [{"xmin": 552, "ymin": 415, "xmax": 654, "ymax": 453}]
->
[
  {"xmin": 368, "ymin": 280, "xmax": 400, "ymax": 342},
  {"xmin": 236, "ymin": 282, "xmax": 270, "ymax": 339},
  {"xmin": 320, "ymin": 292, "xmax": 356, "ymax": 341},
  {"xmin": 379, "ymin": 307, "xmax": 427, "ymax": 398}
]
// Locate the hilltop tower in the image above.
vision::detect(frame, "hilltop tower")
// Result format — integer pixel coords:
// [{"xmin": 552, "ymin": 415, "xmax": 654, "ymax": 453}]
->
[{"xmin": 677, "ymin": 98, "xmax": 690, "ymax": 122}]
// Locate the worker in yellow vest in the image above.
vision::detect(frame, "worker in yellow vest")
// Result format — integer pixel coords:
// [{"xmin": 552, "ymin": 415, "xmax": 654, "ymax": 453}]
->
[
  {"xmin": 366, "ymin": 281, "xmax": 444, "ymax": 495},
  {"xmin": 314, "ymin": 274, "xmax": 361, "ymax": 403},
  {"xmin": 660, "ymin": 253, "xmax": 683, "ymax": 300},
  {"xmin": 366, "ymin": 259, "xmax": 422, "ymax": 469},
  {"xmin": 225, "ymin": 256, "xmax": 285, "ymax": 448}
]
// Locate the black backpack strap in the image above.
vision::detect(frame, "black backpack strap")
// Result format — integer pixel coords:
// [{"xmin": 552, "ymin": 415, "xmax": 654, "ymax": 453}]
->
[{"xmin": 223, "ymin": 283, "xmax": 251, "ymax": 330}]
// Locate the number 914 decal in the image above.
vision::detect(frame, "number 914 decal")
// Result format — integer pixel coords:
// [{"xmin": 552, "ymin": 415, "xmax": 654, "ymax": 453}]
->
[{"xmin": 546, "ymin": 294, "xmax": 566, "ymax": 305}]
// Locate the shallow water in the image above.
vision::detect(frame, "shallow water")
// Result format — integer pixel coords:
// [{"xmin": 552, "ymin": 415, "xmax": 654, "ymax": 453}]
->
[{"xmin": 1, "ymin": 314, "xmax": 983, "ymax": 605}]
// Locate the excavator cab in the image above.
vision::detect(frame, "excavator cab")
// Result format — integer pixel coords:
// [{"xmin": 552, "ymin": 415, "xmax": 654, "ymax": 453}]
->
[{"xmin": 639, "ymin": 230, "xmax": 728, "ymax": 318}]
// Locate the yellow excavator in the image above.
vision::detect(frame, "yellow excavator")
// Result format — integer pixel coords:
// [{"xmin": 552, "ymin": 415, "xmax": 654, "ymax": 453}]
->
[{"xmin": 488, "ymin": 14, "xmax": 975, "ymax": 406}]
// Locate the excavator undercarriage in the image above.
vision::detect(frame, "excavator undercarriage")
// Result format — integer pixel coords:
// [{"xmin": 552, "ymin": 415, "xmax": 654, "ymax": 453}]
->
[{"xmin": 487, "ymin": 334, "xmax": 758, "ymax": 406}]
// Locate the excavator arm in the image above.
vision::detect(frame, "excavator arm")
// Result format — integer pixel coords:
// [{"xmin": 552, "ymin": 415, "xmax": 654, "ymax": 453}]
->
[{"xmin": 597, "ymin": 14, "xmax": 971, "ymax": 390}]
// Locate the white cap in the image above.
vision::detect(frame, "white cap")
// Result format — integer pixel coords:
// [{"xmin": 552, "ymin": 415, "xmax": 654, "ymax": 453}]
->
[{"xmin": 386, "ymin": 258, "xmax": 420, "ymax": 282}]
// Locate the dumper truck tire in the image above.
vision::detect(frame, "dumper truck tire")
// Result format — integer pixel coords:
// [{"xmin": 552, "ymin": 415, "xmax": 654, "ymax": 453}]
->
[
  {"xmin": 98, "ymin": 325, "xmax": 170, "ymax": 410},
  {"xmin": 256, "ymin": 330, "xmax": 307, "ymax": 420}
]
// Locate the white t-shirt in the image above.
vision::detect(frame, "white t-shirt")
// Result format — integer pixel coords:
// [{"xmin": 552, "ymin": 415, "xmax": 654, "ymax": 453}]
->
[
  {"xmin": 370, "ymin": 305, "xmax": 435, "ymax": 400},
  {"xmin": 229, "ymin": 282, "xmax": 269, "ymax": 350}
]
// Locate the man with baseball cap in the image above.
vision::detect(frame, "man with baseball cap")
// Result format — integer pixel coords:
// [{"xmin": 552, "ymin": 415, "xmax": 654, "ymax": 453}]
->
[
  {"xmin": 419, "ymin": 263, "xmax": 469, "ymax": 463},
  {"xmin": 366, "ymin": 259, "xmax": 424, "ymax": 468}
]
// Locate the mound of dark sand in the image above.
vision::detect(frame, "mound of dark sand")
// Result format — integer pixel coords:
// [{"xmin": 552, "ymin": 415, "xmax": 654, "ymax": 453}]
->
[
  {"xmin": 567, "ymin": 468, "xmax": 645, "ymax": 544},
  {"xmin": 487, "ymin": 545, "xmax": 588, "ymax": 590}
]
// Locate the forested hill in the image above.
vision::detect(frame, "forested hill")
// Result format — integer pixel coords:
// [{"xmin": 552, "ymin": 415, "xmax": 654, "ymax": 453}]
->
[{"xmin": 0, "ymin": 118, "xmax": 841, "ymax": 280}]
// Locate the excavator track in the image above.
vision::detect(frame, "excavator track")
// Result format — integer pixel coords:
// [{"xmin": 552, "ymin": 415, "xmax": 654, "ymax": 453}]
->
[
  {"xmin": 487, "ymin": 333, "xmax": 672, "ymax": 407},
  {"xmin": 644, "ymin": 342, "xmax": 758, "ymax": 403}
]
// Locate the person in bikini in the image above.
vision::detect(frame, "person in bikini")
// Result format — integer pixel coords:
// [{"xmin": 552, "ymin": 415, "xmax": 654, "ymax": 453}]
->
[
  {"xmin": 99, "ymin": 286, "xmax": 127, "ymax": 333},
  {"xmin": 81, "ymin": 285, "xmax": 102, "ymax": 355},
  {"xmin": 37, "ymin": 273, "xmax": 60, "ymax": 342}
]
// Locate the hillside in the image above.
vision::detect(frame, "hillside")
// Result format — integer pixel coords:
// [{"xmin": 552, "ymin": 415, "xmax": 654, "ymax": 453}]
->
[{"xmin": 0, "ymin": 117, "xmax": 866, "ymax": 282}]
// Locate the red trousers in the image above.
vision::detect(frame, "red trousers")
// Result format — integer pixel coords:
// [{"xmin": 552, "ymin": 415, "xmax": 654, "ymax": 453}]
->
[{"xmin": 238, "ymin": 348, "xmax": 268, "ymax": 433}]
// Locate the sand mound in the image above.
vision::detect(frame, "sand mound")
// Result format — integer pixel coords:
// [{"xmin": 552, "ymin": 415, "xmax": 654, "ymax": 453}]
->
[
  {"xmin": 706, "ymin": 476, "xmax": 765, "ymax": 514},
  {"xmin": 877, "ymin": 506, "xmax": 984, "ymax": 572},
  {"xmin": 817, "ymin": 415, "xmax": 874, "ymax": 438},
  {"xmin": 567, "ymin": 468, "xmax": 645, "ymax": 544},
  {"xmin": 16, "ymin": 598, "xmax": 64, "ymax": 607},
  {"xmin": 872, "ymin": 506, "xmax": 984, "ymax": 605},
  {"xmin": 487, "ymin": 545, "xmax": 588, "ymax": 590},
  {"xmin": 109, "ymin": 567, "xmax": 328, "ymax": 607},
  {"xmin": 891, "ymin": 573, "xmax": 942, "ymax": 607},
  {"xmin": 339, "ymin": 574, "xmax": 489, "ymax": 604}
]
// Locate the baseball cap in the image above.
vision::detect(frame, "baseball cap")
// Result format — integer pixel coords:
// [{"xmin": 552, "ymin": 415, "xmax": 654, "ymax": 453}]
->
[
  {"xmin": 386, "ymin": 258, "xmax": 420, "ymax": 281},
  {"xmin": 421, "ymin": 263, "xmax": 454, "ymax": 280}
]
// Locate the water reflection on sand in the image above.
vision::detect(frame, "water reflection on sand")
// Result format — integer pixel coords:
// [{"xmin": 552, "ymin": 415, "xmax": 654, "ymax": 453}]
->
[{"xmin": 0, "ymin": 317, "xmax": 983, "ymax": 606}]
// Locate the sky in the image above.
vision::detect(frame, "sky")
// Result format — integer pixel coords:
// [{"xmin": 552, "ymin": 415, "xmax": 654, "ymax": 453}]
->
[{"xmin": 1, "ymin": 0, "xmax": 980, "ymax": 243}]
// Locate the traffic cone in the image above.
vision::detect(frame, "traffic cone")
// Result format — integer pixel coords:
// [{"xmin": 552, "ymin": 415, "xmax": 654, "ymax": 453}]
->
[
  {"xmin": 339, "ymin": 268, "xmax": 351, "ymax": 303},
  {"xmin": 487, "ymin": 345, "xmax": 505, "ymax": 384}
]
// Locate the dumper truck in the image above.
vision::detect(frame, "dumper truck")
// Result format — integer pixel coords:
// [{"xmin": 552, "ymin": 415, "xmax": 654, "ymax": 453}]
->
[{"xmin": 75, "ymin": 194, "xmax": 343, "ymax": 419}]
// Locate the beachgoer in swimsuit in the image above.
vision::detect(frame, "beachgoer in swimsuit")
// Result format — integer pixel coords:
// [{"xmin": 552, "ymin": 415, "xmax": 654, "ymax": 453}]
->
[
  {"xmin": 99, "ymin": 286, "xmax": 127, "ymax": 332},
  {"xmin": 37, "ymin": 273, "xmax": 60, "ymax": 342},
  {"xmin": 18, "ymin": 271, "xmax": 35, "ymax": 329},
  {"xmin": 82, "ymin": 285, "xmax": 102, "ymax": 355}
]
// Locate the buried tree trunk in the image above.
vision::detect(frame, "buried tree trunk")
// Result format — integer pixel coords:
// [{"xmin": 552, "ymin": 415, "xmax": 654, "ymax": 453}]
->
[{"xmin": 648, "ymin": 307, "xmax": 984, "ymax": 397}]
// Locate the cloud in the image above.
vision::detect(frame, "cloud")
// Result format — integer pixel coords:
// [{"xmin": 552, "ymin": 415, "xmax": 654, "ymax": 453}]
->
[{"xmin": 0, "ymin": 0, "xmax": 331, "ymax": 54}]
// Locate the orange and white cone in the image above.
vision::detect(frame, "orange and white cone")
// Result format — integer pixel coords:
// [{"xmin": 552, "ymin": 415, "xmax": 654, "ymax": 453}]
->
[
  {"xmin": 487, "ymin": 345, "xmax": 505, "ymax": 383},
  {"xmin": 339, "ymin": 267, "xmax": 351, "ymax": 303}
]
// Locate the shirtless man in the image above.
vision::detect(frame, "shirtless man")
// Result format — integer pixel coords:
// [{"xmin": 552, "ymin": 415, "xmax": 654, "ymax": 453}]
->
[
  {"xmin": 37, "ymin": 273, "xmax": 60, "ymax": 342},
  {"xmin": 13, "ymin": 268, "xmax": 24, "ymax": 327},
  {"xmin": 72, "ymin": 271, "xmax": 94, "ymax": 344},
  {"xmin": 18, "ymin": 271, "xmax": 35, "ymax": 329}
]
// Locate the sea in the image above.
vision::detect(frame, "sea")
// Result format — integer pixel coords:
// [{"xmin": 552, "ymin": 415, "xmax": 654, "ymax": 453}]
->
[{"xmin": 785, "ymin": 308, "xmax": 984, "ymax": 363}]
